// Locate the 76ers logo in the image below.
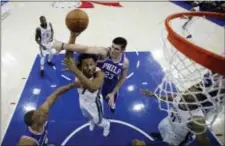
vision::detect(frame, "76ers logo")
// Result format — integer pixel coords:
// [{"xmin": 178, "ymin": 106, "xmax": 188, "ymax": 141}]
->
[{"xmin": 52, "ymin": 1, "xmax": 122, "ymax": 9}]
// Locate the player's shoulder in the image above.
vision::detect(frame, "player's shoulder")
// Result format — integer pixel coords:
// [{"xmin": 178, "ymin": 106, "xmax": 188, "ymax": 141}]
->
[
  {"xmin": 18, "ymin": 135, "xmax": 38, "ymax": 146},
  {"xmin": 101, "ymin": 47, "xmax": 110, "ymax": 56},
  {"xmin": 36, "ymin": 27, "xmax": 41, "ymax": 31}
]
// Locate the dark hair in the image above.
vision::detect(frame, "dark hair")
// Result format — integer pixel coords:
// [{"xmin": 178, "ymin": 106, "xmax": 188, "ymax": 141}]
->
[
  {"xmin": 39, "ymin": 16, "xmax": 46, "ymax": 20},
  {"xmin": 113, "ymin": 37, "xmax": 127, "ymax": 50},
  {"xmin": 24, "ymin": 110, "xmax": 35, "ymax": 126},
  {"xmin": 78, "ymin": 53, "xmax": 98, "ymax": 64}
]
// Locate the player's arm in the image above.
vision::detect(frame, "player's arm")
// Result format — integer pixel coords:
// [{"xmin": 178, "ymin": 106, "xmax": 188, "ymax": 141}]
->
[
  {"xmin": 187, "ymin": 116, "xmax": 210, "ymax": 146},
  {"xmin": 63, "ymin": 58, "xmax": 104, "ymax": 92},
  {"xmin": 17, "ymin": 137, "xmax": 38, "ymax": 146},
  {"xmin": 71, "ymin": 80, "xmax": 83, "ymax": 88},
  {"xmin": 49, "ymin": 23, "xmax": 54, "ymax": 41},
  {"xmin": 111, "ymin": 58, "xmax": 129, "ymax": 94},
  {"xmin": 35, "ymin": 28, "xmax": 41, "ymax": 45},
  {"xmin": 72, "ymin": 69, "xmax": 104, "ymax": 93},
  {"xmin": 140, "ymin": 89, "xmax": 174, "ymax": 101},
  {"xmin": 63, "ymin": 43, "xmax": 107, "ymax": 56},
  {"xmin": 53, "ymin": 33, "xmax": 108, "ymax": 56},
  {"xmin": 38, "ymin": 83, "xmax": 75, "ymax": 114}
]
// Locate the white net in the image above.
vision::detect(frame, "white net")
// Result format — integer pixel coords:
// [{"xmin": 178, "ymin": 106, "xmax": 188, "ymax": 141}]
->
[
  {"xmin": 52, "ymin": 1, "xmax": 82, "ymax": 9},
  {"xmin": 155, "ymin": 14, "xmax": 225, "ymax": 134}
]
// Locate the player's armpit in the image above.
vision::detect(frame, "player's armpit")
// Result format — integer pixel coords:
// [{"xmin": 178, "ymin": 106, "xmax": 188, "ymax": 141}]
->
[
  {"xmin": 17, "ymin": 137, "xmax": 38, "ymax": 146},
  {"xmin": 187, "ymin": 116, "xmax": 210, "ymax": 146}
]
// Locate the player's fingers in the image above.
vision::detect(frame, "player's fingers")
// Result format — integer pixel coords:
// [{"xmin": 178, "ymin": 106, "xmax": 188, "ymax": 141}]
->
[
  {"xmin": 62, "ymin": 58, "xmax": 70, "ymax": 64},
  {"xmin": 139, "ymin": 89, "xmax": 146, "ymax": 94},
  {"xmin": 62, "ymin": 68, "xmax": 69, "ymax": 71},
  {"xmin": 61, "ymin": 61, "xmax": 69, "ymax": 67}
]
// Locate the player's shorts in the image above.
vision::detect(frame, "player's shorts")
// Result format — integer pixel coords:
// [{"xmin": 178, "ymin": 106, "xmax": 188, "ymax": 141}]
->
[
  {"xmin": 79, "ymin": 97, "xmax": 104, "ymax": 124},
  {"xmin": 39, "ymin": 42, "xmax": 54, "ymax": 57},
  {"xmin": 158, "ymin": 117, "xmax": 194, "ymax": 146}
]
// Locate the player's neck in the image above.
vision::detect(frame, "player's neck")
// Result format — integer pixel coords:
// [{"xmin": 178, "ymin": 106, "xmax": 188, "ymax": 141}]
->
[
  {"xmin": 111, "ymin": 54, "xmax": 121, "ymax": 63},
  {"xmin": 31, "ymin": 124, "xmax": 44, "ymax": 133},
  {"xmin": 41, "ymin": 24, "xmax": 47, "ymax": 29}
]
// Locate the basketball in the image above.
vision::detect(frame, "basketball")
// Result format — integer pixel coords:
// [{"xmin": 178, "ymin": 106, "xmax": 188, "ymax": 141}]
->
[{"xmin": 65, "ymin": 9, "xmax": 89, "ymax": 33}]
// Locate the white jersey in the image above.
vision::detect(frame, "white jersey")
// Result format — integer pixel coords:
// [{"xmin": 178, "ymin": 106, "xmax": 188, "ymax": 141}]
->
[
  {"xmin": 77, "ymin": 67, "xmax": 101, "ymax": 103},
  {"xmin": 158, "ymin": 96, "xmax": 204, "ymax": 146},
  {"xmin": 39, "ymin": 23, "xmax": 52, "ymax": 45},
  {"xmin": 76, "ymin": 67, "xmax": 104, "ymax": 124}
]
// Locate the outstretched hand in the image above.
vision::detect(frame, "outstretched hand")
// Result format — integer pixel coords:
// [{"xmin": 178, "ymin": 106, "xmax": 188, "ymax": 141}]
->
[
  {"xmin": 140, "ymin": 89, "xmax": 155, "ymax": 97},
  {"xmin": 62, "ymin": 57, "xmax": 78, "ymax": 72}
]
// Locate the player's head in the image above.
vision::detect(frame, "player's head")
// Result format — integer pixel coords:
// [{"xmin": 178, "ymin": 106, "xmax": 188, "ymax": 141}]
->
[
  {"xmin": 110, "ymin": 37, "xmax": 127, "ymax": 58},
  {"xmin": 78, "ymin": 53, "xmax": 98, "ymax": 78},
  {"xmin": 192, "ymin": 2, "xmax": 199, "ymax": 7},
  {"xmin": 24, "ymin": 110, "xmax": 46, "ymax": 127},
  {"xmin": 39, "ymin": 16, "xmax": 47, "ymax": 26}
]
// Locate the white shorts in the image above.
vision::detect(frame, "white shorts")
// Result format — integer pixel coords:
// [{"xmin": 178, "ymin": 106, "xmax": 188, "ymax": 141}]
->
[
  {"xmin": 39, "ymin": 42, "xmax": 54, "ymax": 57},
  {"xmin": 158, "ymin": 117, "xmax": 194, "ymax": 146},
  {"xmin": 79, "ymin": 96, "xmax": 104, "ymax": 124}
]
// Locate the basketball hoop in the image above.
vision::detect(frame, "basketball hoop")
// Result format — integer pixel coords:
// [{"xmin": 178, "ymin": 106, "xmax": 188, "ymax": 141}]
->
[
  {"xmin": 155, "ymin": 11, "xmax": 225, "ymax": 134},
  {"xmin": 166, "ymin": 12, "xmax": 225, "ymax": 75}
]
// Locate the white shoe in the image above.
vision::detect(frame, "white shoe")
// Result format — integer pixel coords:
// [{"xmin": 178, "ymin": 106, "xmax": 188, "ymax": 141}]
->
[
  {"xmin": 89, "ymin": 121, "xmax": 95, "ymax": 131},
  {"xmin": 103, "ymin": 120, "xmax": 110, "ymax": 137}
]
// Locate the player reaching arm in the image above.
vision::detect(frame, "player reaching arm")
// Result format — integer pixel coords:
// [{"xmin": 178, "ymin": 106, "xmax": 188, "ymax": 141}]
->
[
  {"xmin": 17, "ymin": 83, "xmax": 75, "ymax": 146},
  {"xmin": 140, "ymin": 89, "xmax": 174, "ymax": 101},
  {"xmin": 56, "ymin": 34, "xmax": 129, "ymax": 113},
  {"xmin": 186, "ymin": 116, "xmax": 210, "ymax": 146},
  {"xmin": 62, "ymin": 57, "xmax": 104, "ymax": 93},
  {"xmin": 140, "ymin": 86, "xmax": 211, "ymax": 146},
  {"xmin": 62, "ymin": 53, "xmax": 111, "ymax": 137}
]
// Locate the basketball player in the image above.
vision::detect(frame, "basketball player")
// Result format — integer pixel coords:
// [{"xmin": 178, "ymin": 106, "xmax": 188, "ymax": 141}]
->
[
  {"xmin": 17, "ymin": 83, "xmax": 77, "ymax": 146},
  {"xmin": 35, "ymin": 16, "xmax": 55, "ymax": 77},
  {"xmin": 140, "ymin": 72, "xmax": 224, "ymax": 146},
  {"xmin": 62, "ymin": 54, "xmax": 111, "ymax": 136},
  {"xmin": 181, "ymin": 2, "xmax": 201, "ymax": 39},
  {"xmin": 140, "ymin": 88, "xmax": 210, "ymax": 146},
  {"xmin": 53, "ymin": 33, "xmax": 129, "ymax": 113}
]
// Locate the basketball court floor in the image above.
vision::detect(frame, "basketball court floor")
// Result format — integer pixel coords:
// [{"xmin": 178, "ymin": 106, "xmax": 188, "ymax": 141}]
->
[{"xmin": 1, "ymin": 1, "xmax": 225, "ymax": 145}]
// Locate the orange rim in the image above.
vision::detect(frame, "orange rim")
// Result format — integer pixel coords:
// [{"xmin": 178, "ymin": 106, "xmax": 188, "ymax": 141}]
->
[{"xmin": 165, "ymin": 12, "xmax": 225, "ymax": 75}]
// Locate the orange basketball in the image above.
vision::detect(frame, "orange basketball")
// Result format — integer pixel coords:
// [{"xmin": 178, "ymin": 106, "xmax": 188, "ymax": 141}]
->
[{"xmin": 65, "ymin": 9, "xmax": 89, "ymax": 33}]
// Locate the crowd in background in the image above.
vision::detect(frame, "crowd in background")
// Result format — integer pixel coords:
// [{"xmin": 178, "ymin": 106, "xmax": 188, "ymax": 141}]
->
[{"xmin": 187, "ymin": 1, "xmax": 225, "ymax": 13}]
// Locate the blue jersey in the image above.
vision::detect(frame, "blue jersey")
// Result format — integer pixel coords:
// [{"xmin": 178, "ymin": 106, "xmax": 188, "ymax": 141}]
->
[
  {"xmin": 22, "ymin": 122, "xmax": 48, "ymax": 146},
  {"xmin": 97, "ymin": 48, "xmax": 125, "ymax": 95}
]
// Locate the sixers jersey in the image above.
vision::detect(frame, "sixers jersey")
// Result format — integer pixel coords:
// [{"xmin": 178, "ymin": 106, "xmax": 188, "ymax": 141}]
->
[
  {"xmin": 22, "ymin": 122, "xmax": 48, "ymax": 146},
  {"xmin": 97, "ymin": 48, "xmax": 125, "ymax": 93}
]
